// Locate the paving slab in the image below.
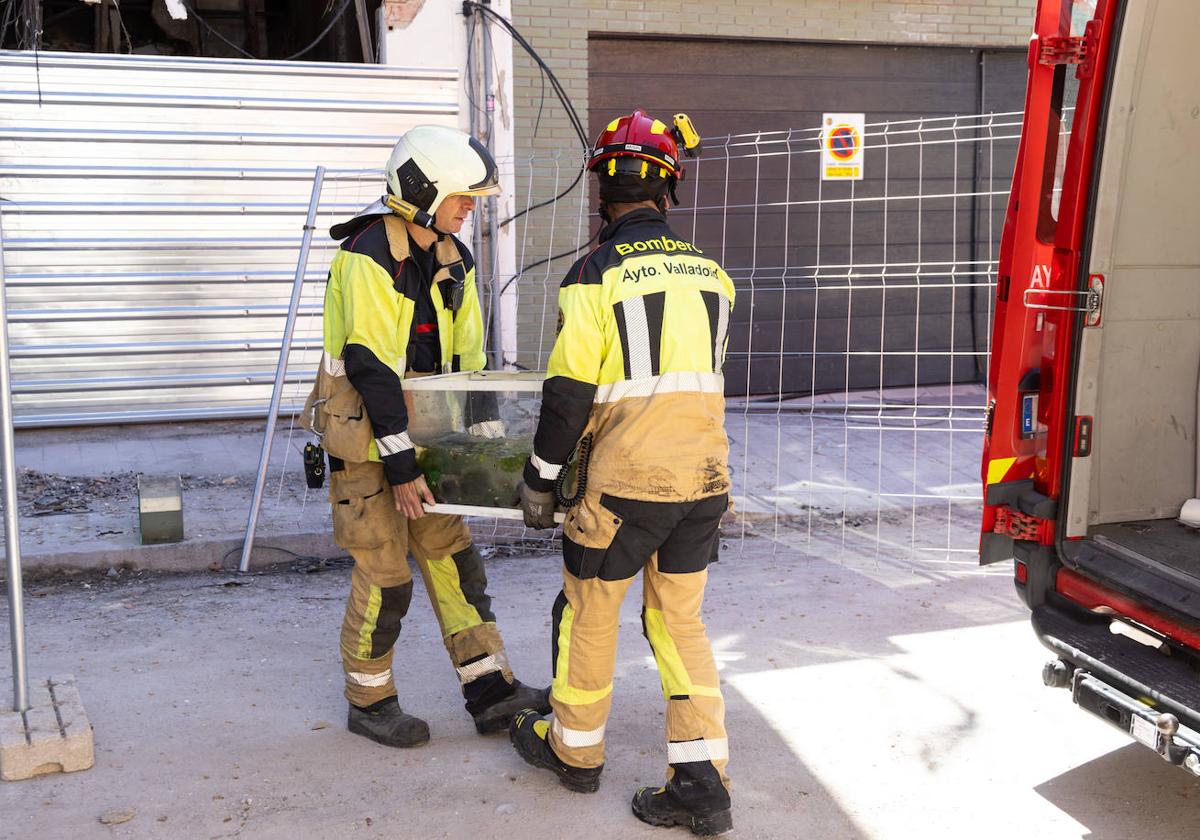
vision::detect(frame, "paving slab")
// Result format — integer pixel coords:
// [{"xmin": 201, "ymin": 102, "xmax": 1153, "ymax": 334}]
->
[{"xmin": 0, "ymin": 675, "xmax": 94, "ymax": 782}]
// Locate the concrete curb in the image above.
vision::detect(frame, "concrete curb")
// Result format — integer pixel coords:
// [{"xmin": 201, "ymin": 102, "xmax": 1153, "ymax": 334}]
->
[{"xmin": 18, "ymin": 531, "xmax": 343, "ymax": 574}]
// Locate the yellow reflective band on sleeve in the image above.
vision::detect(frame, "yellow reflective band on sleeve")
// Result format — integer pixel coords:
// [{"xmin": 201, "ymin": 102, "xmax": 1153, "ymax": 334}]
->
[
  {"xmin": 356, "ymin": 585, "xmax": 383, "ymax": 660},
  {"xmin": 552, "ymin": 601, "xmax": 614, "ymax": 706},
  {"xmin": 643, "ymin": 607, "xmax": 721, "ymax": 700},
  {"xmin": 987, "ymin": 457, "xmax": 1017, "ymax": 486},
  {"xmin": 424, "ymin": 555, "xmax": 483, "ymax": 638}
]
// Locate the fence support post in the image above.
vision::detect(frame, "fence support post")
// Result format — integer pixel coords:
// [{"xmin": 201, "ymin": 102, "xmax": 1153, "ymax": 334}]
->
[
  {"xmin": 0, "ymin": 210, "xmax": 28, "ymax": 713},
  {"xmin": 239, "ymin": 167, "xmax": 325, "ymax": 573}
]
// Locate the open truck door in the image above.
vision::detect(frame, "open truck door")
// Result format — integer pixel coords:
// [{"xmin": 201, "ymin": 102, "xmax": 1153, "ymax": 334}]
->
[{"xmin": 983, "ymin": 0, "xmax": 1200, "ymax": 774}]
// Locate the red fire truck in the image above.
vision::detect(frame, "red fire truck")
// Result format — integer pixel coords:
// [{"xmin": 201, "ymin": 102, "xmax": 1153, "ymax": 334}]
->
[{"xmin": 983, "ymin": 0, "xmax": 1200, "ymax": 772}]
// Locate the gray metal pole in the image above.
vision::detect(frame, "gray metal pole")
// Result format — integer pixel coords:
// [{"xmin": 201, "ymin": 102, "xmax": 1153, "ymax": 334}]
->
[
  {"xmin": 239, "ymin": 167, "xmax": 325, "ymax": 573},
  {"xmin": 482, "ymin": 17, "xmax": 503, "ymax": 370},
  {"xmin": 466, "ymin": 9, "xmax": 490, "ymax": 365},
  {"xmin": 0, "ymin": 210, "xmax": 29, "ymax": 712},
  {"xmin": 352, "ymin": 0, "xmax": 373, "ymax": 63}
]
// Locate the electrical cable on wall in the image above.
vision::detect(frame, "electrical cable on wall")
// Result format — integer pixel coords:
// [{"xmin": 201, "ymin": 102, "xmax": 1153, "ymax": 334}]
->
[
  {"xmin": 463, "ymin": 0, "xmax": 589, "ymax": 230},
  {"xmin": 462, "ymin": 0, "xmax": 599, "ymax": 294},
  {"xmin": 498, "ymin": 230, "xmax": 601, "ymax": 296},
  {"xmin": 464, "ymin": 2, "xmax": 586, "ymax": 146}
]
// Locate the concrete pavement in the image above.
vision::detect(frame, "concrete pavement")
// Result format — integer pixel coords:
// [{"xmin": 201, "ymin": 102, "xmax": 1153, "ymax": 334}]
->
[{"xmin": 2, "ymin": 539, "xmax": 1197, "ymax": 839}]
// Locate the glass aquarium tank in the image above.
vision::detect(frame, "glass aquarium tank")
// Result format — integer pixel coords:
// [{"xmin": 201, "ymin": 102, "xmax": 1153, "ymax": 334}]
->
[{"xmin": 402, "ymin": 371, "xmax": 547, "ymax": 516}]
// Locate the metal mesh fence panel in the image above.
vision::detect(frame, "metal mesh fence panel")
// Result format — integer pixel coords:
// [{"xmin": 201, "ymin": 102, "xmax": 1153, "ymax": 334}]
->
[{"xmin": 250, "ymin": 111, "xmax": 1025, "ymax": 570}]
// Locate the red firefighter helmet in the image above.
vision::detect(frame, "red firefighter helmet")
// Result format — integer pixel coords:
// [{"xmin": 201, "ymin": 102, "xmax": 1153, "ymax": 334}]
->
[
  {"xmin": 589, "ymin": 109, "xmax": 683, "ymax": 176},
  {"xmin": 588, "ymin": 109, "xmax": 702, "ymax": 209}
]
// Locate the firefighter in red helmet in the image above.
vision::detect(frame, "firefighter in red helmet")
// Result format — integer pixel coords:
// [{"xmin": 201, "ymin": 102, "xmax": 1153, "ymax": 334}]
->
[
  {"xmin": 510, "ymin": 109, "xmax": 736, "ymax": 836},
  {"xmin": 589, "ymin": 108, "xmax": 696, "ymax": 219}
]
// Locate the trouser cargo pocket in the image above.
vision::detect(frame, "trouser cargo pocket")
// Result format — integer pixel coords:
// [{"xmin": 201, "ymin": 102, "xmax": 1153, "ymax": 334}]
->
[
  {"xmin": 330, "ymin": 461, "xmax": 399, "ymax": 550},
  {"xmin": 562, "ymin": 492, "xmax": 624, "ymax": 580}
]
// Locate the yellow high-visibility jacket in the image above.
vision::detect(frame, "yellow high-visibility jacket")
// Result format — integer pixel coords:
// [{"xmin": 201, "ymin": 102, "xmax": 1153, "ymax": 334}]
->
[
  {"xmin": 524, "ymin": 208, "xmax": 735, "ymax": 503},
  {"xmin": 322, "ymin": 213, "xmax": 489, "ymax": 484}
]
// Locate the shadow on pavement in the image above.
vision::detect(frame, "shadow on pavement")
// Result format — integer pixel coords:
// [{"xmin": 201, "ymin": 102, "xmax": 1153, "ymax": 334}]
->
[{"xmin": 1034, "ymin": 742, "xmax": 1200, "ymax": 840}]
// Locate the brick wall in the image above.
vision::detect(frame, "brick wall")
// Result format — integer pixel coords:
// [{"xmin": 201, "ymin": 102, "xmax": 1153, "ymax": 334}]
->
[{"xmin": 504, "ymin": 0, "xmax": 1036, "ymax": 363}]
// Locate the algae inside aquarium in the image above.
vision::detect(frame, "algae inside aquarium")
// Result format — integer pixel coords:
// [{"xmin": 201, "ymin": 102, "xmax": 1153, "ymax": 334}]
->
[{"xmin": 415, "ymin": 433, "xmax": 532, "ymax": 508}]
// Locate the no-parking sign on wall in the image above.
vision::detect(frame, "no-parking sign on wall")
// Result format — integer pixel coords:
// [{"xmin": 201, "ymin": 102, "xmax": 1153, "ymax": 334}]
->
[{"xmin": 821, "ymin": 113, "xmax": 865, "ymax": 181}]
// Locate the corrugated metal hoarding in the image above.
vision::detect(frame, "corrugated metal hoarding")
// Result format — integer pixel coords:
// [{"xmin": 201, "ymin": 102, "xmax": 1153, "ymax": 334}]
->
[{"xmin": 0, "ymin": 50, "xmax": 457, "ymax": 426}]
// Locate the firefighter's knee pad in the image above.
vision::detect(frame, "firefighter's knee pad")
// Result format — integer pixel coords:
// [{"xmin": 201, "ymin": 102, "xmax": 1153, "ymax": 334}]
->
[
  {"xmin": 451, "ymin": 546, "xmax": 495, "ymax": 623},
  {"xmin": 368, "ymin": 581, "xmax": 414, "ymax": 657},
  {"xmin": 344, "ymin": 580, "xmax": 414, "ymax": 661}
]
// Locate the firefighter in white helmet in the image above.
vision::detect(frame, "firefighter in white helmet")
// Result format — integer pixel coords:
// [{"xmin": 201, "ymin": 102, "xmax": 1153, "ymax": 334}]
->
[{"xmin": 308, "ymin": 124, "xmax": 550, "ymax": 747}]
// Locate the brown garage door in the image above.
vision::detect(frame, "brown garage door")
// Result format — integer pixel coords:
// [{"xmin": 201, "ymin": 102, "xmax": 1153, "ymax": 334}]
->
[{"xmin": 589, "ymin": 35, "xmax": 1026, "ymax": 396}]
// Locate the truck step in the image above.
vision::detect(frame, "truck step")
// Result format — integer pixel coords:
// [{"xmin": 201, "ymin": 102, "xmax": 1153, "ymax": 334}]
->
[{"xmin": 1033, "ymin": 601, "xmax": 1200, "ymax": 726}]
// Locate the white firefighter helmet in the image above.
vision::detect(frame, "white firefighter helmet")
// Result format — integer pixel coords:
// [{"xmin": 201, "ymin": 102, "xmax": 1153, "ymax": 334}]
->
[{"xmin": 385, "ymin": 125, "xmax": 501, "ymax": 215}]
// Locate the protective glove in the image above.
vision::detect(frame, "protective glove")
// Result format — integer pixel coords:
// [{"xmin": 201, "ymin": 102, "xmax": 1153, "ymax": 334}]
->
[
  {"xmin": 467, "ymin": 419, "xmax": 506, "ymax": 439},
  {"xmin": 516, "ymin": 481, "xmax": 557, "ymax": 530}
]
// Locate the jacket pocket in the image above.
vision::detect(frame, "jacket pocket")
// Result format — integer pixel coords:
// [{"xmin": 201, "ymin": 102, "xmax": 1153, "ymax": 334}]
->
[{"xmin": 316, "ymin": 367, "xmax": 374, "ymax": 463}]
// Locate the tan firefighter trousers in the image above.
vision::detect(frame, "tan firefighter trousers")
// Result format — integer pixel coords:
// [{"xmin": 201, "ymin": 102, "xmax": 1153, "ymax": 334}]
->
[
  {"xmin": 330, "ymin": 459, "xmax": 513, "ymax": 708},
  {"xmin": 548, "ymin": 489, "xmax": 730, "ymax": 800}
]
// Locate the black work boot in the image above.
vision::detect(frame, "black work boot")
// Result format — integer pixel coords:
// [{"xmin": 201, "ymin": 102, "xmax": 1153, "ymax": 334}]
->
[
  {"xmin": 469, "ymin": 677, "xmax": 552, "ymax": 735},
  {"xmin": 631, "ymin": 786, "xmax": 733, "ymax": 836},
  {"xmin": 347, "ymin": 696, "xmax": 430, "ymax": 748},
  {"xmin": 508, "ymin": 710, "xmax": 602, "ymax": 793}
]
